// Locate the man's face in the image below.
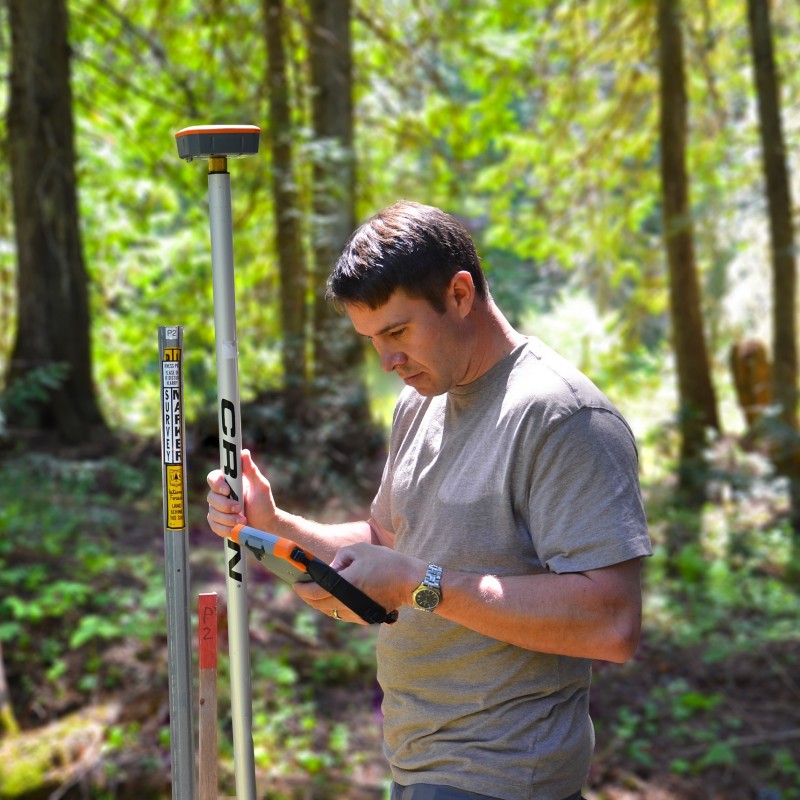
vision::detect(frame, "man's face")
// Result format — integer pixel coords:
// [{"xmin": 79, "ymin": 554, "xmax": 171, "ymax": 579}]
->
[{"xmin": 345, "ymin": 287, "xmax": 470, "ymax": 397}]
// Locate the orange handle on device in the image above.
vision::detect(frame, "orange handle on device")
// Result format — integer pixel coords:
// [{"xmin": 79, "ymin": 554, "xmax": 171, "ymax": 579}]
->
[
  {"xmin": 231, "ymin": 523, "xmax": 312, "ymax": 570},
  {"xmin": 229, "ymin": 524, "xmax": 398, "ymax": 624}
]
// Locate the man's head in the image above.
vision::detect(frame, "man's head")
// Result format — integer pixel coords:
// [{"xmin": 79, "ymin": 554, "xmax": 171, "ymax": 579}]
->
[{"xmin": 327, "ymin": 200, "xmax": 488, "ymax": 313}]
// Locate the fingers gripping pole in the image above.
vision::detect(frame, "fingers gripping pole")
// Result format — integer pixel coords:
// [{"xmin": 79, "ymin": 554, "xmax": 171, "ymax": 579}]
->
[{"xmin": 176, "ymin": 125, "xmax": 260, "ymax": 800}]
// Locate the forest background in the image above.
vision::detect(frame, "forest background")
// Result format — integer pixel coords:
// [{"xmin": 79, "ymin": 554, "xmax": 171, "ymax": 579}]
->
[{"xmin": 0, "ymin": 0, "xmax": 799, "ymax": 798}]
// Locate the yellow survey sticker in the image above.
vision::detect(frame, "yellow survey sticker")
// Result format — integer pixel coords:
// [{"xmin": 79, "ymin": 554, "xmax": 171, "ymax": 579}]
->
[{"xmin": 166, "ymin": 465, "xmax": 185, "ymax": 529}]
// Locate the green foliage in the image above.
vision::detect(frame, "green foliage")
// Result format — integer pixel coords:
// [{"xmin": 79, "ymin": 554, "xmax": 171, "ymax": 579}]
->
[
  {"xmin": 105, "ymin": 722, "xmax": 142, "ymax": 753},
  {"xmin": 54, "ymin": 0, "xmax": 282, "ymax": 433},
  {"xmin": 0, "ymin": 364, "xmax": 71, "ymax": 432},
  {"xmin": 774, "ymin": 749, "xmax": 800, "ymax": 793},
  {"xmin": 212, "ymin": 615, "xmax": 380, "ymax": 796},
  {"xmin": 591, "ymin": 444, "xmax": 800, "ymax": 791},
  {"xmin": 0, "ymin": 453, "xmax": 166, "ymax": 717}
]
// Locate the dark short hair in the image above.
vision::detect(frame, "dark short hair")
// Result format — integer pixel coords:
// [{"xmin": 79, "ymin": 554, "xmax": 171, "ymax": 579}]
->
[{"xmin": 327, "ymin": 201, "xmax": 488, "ymax": 313}]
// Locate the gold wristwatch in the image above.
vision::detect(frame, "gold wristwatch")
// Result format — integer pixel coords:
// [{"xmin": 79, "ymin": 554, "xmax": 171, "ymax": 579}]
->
[{"xmin": 411, "ymin": 563, "xmax": 443, "ymax": 612}]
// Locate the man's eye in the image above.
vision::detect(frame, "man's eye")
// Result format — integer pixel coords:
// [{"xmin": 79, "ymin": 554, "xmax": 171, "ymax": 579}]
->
[{"xmin": 390, "ymin": 328, "xmax": 405, "ymax": 338}]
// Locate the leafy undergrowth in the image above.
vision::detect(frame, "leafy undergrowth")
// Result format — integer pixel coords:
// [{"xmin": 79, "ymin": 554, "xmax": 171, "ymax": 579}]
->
[{"xmin": 0, "ymin": 436, "xmax": 799, "ymax": 799}]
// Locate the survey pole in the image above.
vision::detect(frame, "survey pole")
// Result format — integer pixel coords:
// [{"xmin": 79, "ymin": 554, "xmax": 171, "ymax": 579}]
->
[
  {"xmin": 159, "ymin": 325, "xmax": 197, "ymax": 800},
  {"xmin": 175, "ymin": 125, "xmax": 260, "ymax": 800}
]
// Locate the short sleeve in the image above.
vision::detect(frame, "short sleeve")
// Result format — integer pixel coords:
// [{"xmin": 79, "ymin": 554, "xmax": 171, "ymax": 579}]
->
[{"xmin": 527, "ymin": 406, "xmax": 651, "ymax": 573}]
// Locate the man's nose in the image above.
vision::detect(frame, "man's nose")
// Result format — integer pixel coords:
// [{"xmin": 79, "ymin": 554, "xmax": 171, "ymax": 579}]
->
[{"xmin": 378, "ymin": 346, "xmax": 406, "ymax": 372}]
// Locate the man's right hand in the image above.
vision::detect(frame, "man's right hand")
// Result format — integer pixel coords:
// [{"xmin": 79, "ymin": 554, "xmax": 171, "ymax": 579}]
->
[{"xmin": 206, "ymin": 449, "xmax": 277, "ymax": 538}]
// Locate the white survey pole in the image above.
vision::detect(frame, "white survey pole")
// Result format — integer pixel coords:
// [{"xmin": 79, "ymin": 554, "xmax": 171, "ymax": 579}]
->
[
  {"xmin": 159, "ymin": 325, "xmax": 197, "ymax": 800},
  {"xmin": 175, "ymin": 125, "xmax": 260, "ymax": 800}
]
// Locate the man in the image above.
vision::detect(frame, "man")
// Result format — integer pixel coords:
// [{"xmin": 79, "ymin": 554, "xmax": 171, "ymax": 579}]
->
[{"xmin": 207, "ymin": 201, "xmax": 651, "ymax": 800}]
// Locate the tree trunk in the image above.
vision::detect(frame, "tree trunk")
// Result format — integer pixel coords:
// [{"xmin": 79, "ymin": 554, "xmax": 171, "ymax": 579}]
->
[
  {"xmin": 657, "ymin": 0, "xmax": 720, "ymax": 506},
  {"xmin": 264, "ymin": 0, "xmax": 308, "ymax": 415},
  {"xmin": 746, "ymin": 0, "xmax": 800, "ymax": 535},
  {"xmin": 6, "ymin": 0, "xmax": 109, "ymax": 445},
  {"xmin": 307, "ymin": 0, "xmax": 367, "ymax": 398}
]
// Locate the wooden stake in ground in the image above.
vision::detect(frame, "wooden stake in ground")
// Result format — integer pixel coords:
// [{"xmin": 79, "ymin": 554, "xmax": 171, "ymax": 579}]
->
[{"xmin": 198, "ymin": 592, "xmax": 219, "ymax": 800}]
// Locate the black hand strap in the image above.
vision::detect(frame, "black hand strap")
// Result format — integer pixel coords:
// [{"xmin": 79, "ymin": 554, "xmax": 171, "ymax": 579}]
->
[{"xmin": 291, "ymin": 548, "xmax": 398, "ymax": 624}]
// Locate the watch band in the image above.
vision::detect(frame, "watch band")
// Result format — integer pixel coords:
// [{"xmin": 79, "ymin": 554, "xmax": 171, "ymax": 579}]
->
[{"xmin": 424, "ymin": 563, "xmax": 442, "ymax": 589}]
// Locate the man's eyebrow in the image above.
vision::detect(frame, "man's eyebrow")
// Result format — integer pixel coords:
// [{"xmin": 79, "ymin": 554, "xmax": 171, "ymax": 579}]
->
[{"xmin": 359, "ymin": 319, "xmax": 410, "ymax": 339}]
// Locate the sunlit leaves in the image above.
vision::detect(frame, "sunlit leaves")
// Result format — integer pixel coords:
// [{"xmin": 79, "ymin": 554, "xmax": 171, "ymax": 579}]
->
[
  {"xmin": 1, "ymin": 0, "xmax": 799, "ymax": 436},
  {"xmin": 64, "ymin": 0, "xmax": 282, "ymax": 431}
]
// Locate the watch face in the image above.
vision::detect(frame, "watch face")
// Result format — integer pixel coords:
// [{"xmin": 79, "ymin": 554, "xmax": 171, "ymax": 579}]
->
[{"xmin": 414, "ymin": 588, "xmax": 440, "ymax": 610}]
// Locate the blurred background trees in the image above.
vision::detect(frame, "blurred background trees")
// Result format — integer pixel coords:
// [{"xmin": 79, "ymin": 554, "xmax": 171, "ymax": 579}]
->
[
  {"xmin": 657, "ymin": 0, "xmax": 720, "ymax": 507},
  {"xmin": 5, "ymin": 0, "xmax": 109, "ymax": 443},
  {"xmin": 1, "ymin": 0, "xmax": 797, "ymax": 509},
  {"xmin": 0, "ymin": 0, "xmax": 798, "ymax": 544},
  {"xmin": 746, "ymin": 0, "xmax": 800, "ymax": 527},
  {"xmin": 1, "ymin": 0, "xmax": 797, "ymax": 491}
]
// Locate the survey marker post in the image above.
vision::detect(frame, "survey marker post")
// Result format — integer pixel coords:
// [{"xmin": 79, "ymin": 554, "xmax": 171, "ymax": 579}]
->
[
  {"xmin": 159, "ymin": 325, "xmax": 196, "ymax": 799},
  {"xmin": 175, "ymin": 124, "xmax": 261, "ymax": 799}
]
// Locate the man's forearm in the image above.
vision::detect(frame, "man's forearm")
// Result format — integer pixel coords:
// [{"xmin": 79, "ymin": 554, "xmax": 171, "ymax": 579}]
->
[
  {"xmin": 268, "ymin": 510, "xmax": 375, "ymax": 563},
  {"xmin": 434, "ymin": 559, "xmax": 643, "ymax": 663}
]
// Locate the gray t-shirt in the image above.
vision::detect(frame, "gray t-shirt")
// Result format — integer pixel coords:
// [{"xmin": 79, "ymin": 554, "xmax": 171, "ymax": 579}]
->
[{"xmin": 372, "ymin": 338, "xmax": 651, "ymax": 800}]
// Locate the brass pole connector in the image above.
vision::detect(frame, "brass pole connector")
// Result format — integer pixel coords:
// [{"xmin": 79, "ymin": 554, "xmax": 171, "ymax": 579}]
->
[{"xmin": 208, "ymin": 156, "xmax": 228, "ymax": 174}]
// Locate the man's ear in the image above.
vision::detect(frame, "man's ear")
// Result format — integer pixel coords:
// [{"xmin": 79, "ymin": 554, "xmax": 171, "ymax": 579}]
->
[{"xmin": 449, "ymin": 271, "xmax": 476, "ymax": 317}]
